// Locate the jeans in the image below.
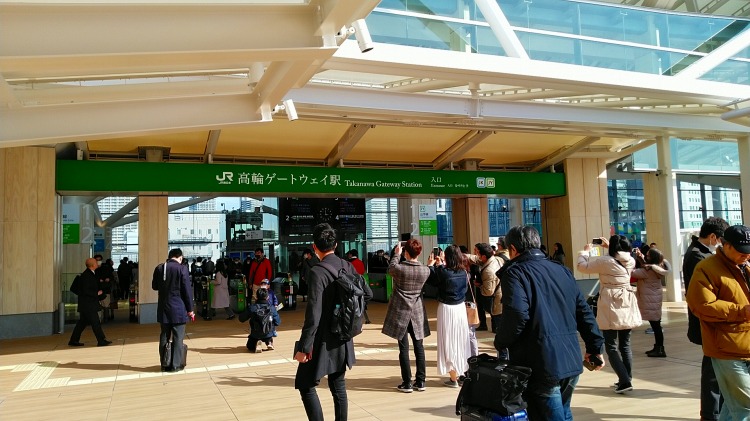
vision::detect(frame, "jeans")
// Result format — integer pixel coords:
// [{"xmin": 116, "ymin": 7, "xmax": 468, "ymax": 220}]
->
[
  {"xmin": 159, "ymin": 323, "xmax": 186, "ymax": 369},
  {"xmin": 703, "ymin": 355, "xmax": 724, "ymax": 420},
  {"xmin": 299, "ymin": 371, "xmax": 347, "ymax": 421},
  {"xmin": 468, "ymin": 325, "xmax": 478, "ymax": 357},
  {"xmin": 524, "ymin": 375, "xmax": 579, "ymax": 421},
  {"xmin": 398, "ymin": 322, "xmax": 426, "ymax": 384},
  {"xmin": 711, "ymin": 358, "xmax": 750, "ymax": 421},
  {"xmin": 603, "ymin": 329, "xmax": 632, "ymax": 385}
]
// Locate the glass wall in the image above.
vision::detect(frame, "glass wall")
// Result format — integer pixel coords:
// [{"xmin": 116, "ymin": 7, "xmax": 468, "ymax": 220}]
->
[
  {"xmin": 488, "ymin": 198, "xmax": 511, "ymax": 238},
  {"xmin": 608, "ymin": 179, "xmax": 645, "ymax": 241},
  {"xmin": 366, "ymin": 198, "xmax": 399, "ymax": 254},
  {"xmin": 678, "ymin": 181, "xmax": 743, "ymax": 229},
  {"xmin": 370, "ymin": 0, "xmax": 750, "ymax": 83}
]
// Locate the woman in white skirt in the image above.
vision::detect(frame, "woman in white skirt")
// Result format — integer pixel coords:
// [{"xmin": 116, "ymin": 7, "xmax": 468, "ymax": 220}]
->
[{"xmin": 427, "ymin": 245, "xmax": 470, "ymax": 388}]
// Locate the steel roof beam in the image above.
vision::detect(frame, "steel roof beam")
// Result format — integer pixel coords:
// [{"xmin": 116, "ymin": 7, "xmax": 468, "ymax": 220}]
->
[
  {"xmin": 474, "ymin": 0, "xmax": 529, "ymax": 59},
  {"xmin": 328, "ymin": 42, "xmax": 750, "ymax": 104},
  {"xmin": 326, "ymin": 124, "xmax": 371, "ymax": 167},
  {"xmin": 531, "ymin": 136, "xmax": 601, "ymax": 172},
  {"xmin": 204, "ymin": 130, "xmax": 221, "ymax": 163},
  {"xmin": 0, "ymin": 93, "xmax": 263, "ymax": 146},
  {"xmin": 432, "ymin": 130, "xmax": 493, "ymax": 170},
  {"xmin": 290, "ymin": 85, "xmax": 750, "ymax": 137},
  {"xmin": 676, "ymin": 27, "xmax": 750, "ymax": 80}
]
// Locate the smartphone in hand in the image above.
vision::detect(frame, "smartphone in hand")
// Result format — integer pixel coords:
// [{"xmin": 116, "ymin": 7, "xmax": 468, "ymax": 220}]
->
[{"xmin": 592, "ymin": 238, "xmax": 603, "ymax": 245}]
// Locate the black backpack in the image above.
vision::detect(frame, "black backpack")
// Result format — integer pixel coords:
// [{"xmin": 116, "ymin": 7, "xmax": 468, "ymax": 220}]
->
[
  {"xmin": 70, "ymin": 274, "xmax": 82, "ymax": 295},
  {"xmin": 250, "ymin": 305, "xmax": 273, "ymax": 336},
  {"xmin": 320, "ymin": 260, "xmax": 366, "ymax": 342}
]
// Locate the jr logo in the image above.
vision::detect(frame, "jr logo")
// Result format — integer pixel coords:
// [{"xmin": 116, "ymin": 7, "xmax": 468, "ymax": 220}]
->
[
  {"xmin": 216, "ymin": 172, "xmax": 234, "ymax": 184},
  {"xmin": 486, "ymin": 178, "xmax": 495, "ymax": 188},
  {"xmin": 476, "ymin": 177, "xmax": 486, "ymax": 188}
]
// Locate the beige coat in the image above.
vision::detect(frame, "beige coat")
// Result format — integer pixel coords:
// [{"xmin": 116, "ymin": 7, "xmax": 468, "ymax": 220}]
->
[
  {"xmin": 577, "ymin": 251, "xmax": 642, "ymax": 331},
  {"xmin": 631, "ymin": 262, "xmax": 670, "ymax": 321},
  {"xmin": 469, "ymin": 254, "xmax": 504, "ymax": 315}
]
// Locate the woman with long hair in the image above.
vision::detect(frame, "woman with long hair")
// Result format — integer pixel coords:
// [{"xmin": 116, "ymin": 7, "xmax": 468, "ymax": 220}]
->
[
  {"xmin": 427, "ymin": 245, "xmax": 471, "ymax": 387},
  {"xmin": 577, "ymin": 235, "xmax": 642, "ymax": 394},
  {"xmin": 551, "ymin": 242, "xmax": 566, "ymax": 265}
]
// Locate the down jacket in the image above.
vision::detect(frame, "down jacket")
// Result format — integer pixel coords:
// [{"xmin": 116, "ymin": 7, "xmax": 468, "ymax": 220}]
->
[
  {"xmin": 686, "ymin": 248, "xmax": 750, "ymax": 360},
  {"xmin": 577, "ymin": 251, "xmax": 642, "ymax": 330},
  {"xmin": 631, "ymin": 261, "xmax": 670, "ymax": 321}
]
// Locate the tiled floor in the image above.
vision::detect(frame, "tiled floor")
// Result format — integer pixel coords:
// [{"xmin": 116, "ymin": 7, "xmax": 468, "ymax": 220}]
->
[{"xmin": 1, "ymin": 300, "xmax": 704, "ymax": 420}]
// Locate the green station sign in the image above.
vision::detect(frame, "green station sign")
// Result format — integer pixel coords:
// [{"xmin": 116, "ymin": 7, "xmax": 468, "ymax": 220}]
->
[{"xmin": 56, "ymin": 160, "xmax": 566, "ymax": 197}]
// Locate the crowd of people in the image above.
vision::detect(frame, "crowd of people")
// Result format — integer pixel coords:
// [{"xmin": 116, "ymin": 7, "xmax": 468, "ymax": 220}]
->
[{"xmin": 66, "ymin": 214, "xmax": 750, "ymax": 421}]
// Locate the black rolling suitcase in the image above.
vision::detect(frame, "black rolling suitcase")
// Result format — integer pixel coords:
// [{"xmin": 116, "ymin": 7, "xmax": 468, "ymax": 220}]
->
[
  {"xmin": 160, "ymin": 341, "xmax": 188, "ymax": 371},
  {"xmin": 282, "ymin": 281, "xmax": 297, "ymax": 310}
]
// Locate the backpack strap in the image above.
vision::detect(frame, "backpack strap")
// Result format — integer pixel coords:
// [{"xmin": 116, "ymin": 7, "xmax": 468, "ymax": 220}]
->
[{"xmin": 318, "ymin": 260, "xmax": 345, "ymax": 278}]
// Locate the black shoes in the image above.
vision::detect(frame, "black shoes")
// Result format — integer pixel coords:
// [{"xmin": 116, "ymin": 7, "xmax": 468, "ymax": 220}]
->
[
  {"xmin": 97, "ymin": 340, "xmax": 112, "ymax": 347},
  {"xmin": 646, "ymin": 346, "xmax": 667, "ymax": 358},
  {"xmin": 68, "ymin": 341, "xmax": 84, "ymax": 347},
  {"xmin": 226, "ymin": 315, "xmax": 235, "ymax": 320},
  {"xmin": 614, "ymin": 382, "xmax": 633, "ymax": 394},
  {"xmin": 476, "ymin": 325, "xmax": 488, "ymax": 331},
  {"xmin": 413, "ymin": 381, "xmax": 426, "ymax": 392},
  {"xmin": 397, "ymin": 382, "xmax": 413, "ymax": 393},
  {"xmin": 161, "ymin": 366, "xmax": 184, "ymax": 373}
]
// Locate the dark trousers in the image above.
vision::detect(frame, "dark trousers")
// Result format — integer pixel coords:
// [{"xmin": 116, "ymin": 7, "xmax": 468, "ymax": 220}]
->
[
  {"xmin": 702, "ymin": 355, "xmax": 724, "ymax": 420},
  {"xmin": 525, "ymin": 375, "xmax": 579, "ymax": 421},
  {"xmin": 475, "ymin": 286, "xmax": 488, "ymax": 328},
  {"xmin": 69, "ymin": 309, "xmax": 106, "ymax": 344},
  {"xmin": 159, "ymin": 323, "xmax": 186, "ymax": 369},
  {"xmin": 397, "ymin": 322, "xmax": 426, "ymax": 384},
  {"xmin": 648, "ymin": 320, "xmax": 664, "ymax": 347},
  {"xmin": 299, "ymin": 370, "xmax": 347, "ymax": 421},
  {"xmin": 603, "ymin": 329, "xmax": 632, "ymax": 385}
]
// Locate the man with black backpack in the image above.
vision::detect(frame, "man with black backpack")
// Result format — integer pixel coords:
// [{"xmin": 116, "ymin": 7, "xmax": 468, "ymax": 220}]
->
[{"xmin": 294, "ymin": 223, "xmax": 372, "ymax": 421}]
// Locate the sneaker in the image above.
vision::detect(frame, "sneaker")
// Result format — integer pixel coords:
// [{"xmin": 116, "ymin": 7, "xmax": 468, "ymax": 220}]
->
[
  {"xmin": 413, "ymin": 381, "xmax": 426, "ymax": 391},
  {"xmin": 266, "ymin": 343, "xmax": 275, "ymax": 351},
  {"xmin": 397, "ymin": 382, "xmax": 413, "ymax": 393},
  {"xmin": 443, "ymin": 380, "xmax": 459, "ymax": 388},
  {"xmin": 255, "ymin": 340, "xmax": 263, "ymax": 353},
  {"xmin": 610, "ymin": 382, "xmax": 619, "ymax": 389},
  {"xmin": 614, "ymin": 383, "xmax": 633, "ymax": 394}
]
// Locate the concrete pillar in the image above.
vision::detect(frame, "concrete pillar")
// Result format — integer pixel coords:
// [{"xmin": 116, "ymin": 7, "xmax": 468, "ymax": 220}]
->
[
  {"xmin": 543, "ymin": 158, "xmax": 609, "ymax": 278},
  {"xmin": 397, "ymin": 198, "xmax": 439, "ymax": 264},
  {"xmin": 452, "ymin": 197, "xmax": 489, "ymax": 249},
  {"xmin": 137, "ymin": 196, "xmax": 169, "ymax": 323},
  {"xmin": 738, "ymin": 136, "xmax": 750, "ymax": 224},
  {"xmin": 0, "ymin": 147, "xmax": 61, "ymax": 339}
]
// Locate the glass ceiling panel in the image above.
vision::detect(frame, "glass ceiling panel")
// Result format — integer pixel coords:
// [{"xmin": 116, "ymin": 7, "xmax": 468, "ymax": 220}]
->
[{"xmin": 633, "ymin": 139, "xmax": 740, "ymax": 173}]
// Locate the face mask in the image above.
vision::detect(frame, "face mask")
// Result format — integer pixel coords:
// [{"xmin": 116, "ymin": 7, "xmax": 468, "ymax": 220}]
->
[
  {"xmin": 96, "ymin": 260, "xmax": 102, "ymax": 267},
  {"xmin": 708, "ymin": 239, "xmax": 719, "ymax": 254}
]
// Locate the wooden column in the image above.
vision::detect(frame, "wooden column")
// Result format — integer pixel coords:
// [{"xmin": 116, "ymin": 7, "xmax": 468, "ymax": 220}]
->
[
  {"xmin": 0, "ymin": 147, "xmax": 60, "ymax": 338},
  {"xmin": 543, "ymin": 158, "xmax": 609, "ymax": 278},
  {"xmin": 451, "ymin": 197, "xmax": 489, "ymax": 249},
  {"xmin": 137, "ymin": 195, "xmax": 168, "ymax": 323}
]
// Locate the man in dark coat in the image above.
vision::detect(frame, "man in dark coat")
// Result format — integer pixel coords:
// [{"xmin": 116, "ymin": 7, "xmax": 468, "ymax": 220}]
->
[
  {"xmin": 69, "ymin": 258, "xmax": 112, "ymax": 347},
  {"xmin": 152, "ymin": 248, "xmax": 194, "ymax": 372},
  {"xmin": 495, "ymin": 225, "xmax": 604, "ymax": 420},
  {"xmin": 682, "ymin": 216, "xmax": 728, "ymax": 421},
  {"xmin": 117, "ymin": 257, "xmax": 132, "ymax": 300},
  {"xmin": 294, "ymin": 223, "xmax": 372, "ymax": 421}
]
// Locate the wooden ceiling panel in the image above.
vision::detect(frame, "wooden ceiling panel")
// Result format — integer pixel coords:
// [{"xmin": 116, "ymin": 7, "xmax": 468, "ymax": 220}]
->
[
  {"xmin": 215, "ymin": 120, "xmax": 350, "ymax": 160},
  {"xmin": 87, "ymin": 131, "xmax": 209, "ymax": 155},
  {"xmin": 346, "ymin": 126, "xmax": 470, "ymax": 164}
]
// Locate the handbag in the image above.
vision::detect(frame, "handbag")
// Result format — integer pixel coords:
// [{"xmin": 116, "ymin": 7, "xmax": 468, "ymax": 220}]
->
[{"xmin": 466, "ymin": 274, "xmax": 480, "ymax": 326}]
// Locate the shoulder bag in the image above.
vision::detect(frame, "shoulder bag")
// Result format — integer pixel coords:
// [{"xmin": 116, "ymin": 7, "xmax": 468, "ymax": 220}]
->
[{"xmin": 465, "ymin": 273, "xmax": 480, "ymax": 326}]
